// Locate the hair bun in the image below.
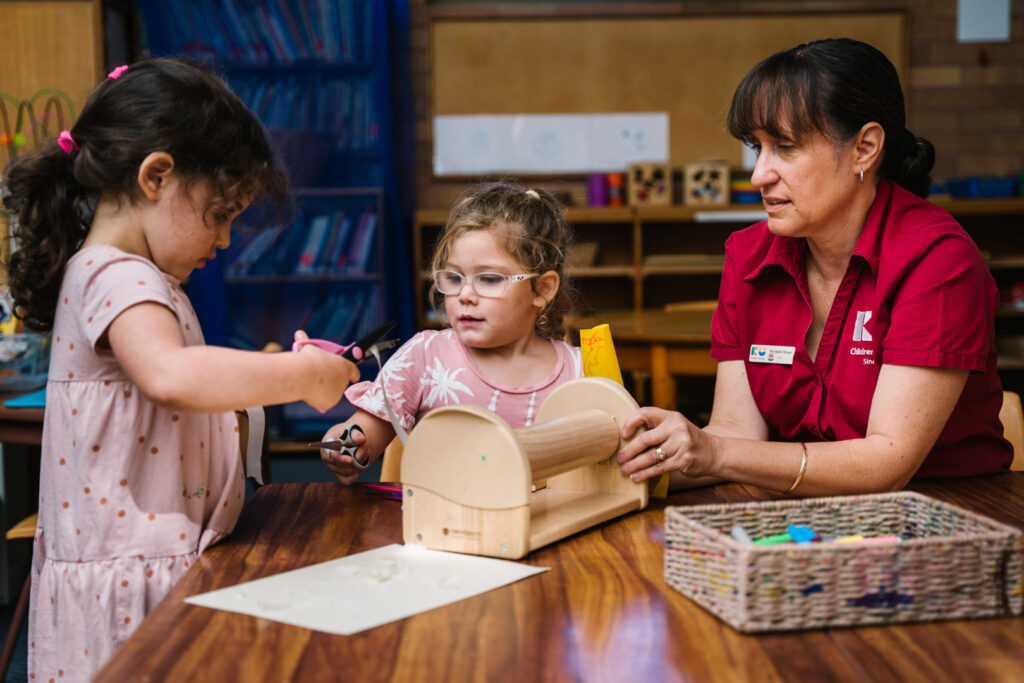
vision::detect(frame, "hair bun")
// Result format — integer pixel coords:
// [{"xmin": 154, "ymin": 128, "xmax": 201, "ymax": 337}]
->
[{"xmin": 893, "ymin": 129, "xmax": 935, "ymax": 199}]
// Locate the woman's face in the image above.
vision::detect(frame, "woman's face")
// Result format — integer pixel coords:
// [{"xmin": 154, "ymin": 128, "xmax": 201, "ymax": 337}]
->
[{"xmin": 748, "ymin": 128, "xmax": 860, "ymax": 238}]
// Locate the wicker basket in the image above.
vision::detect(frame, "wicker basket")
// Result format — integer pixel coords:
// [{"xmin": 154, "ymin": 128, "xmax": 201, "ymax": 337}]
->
[{"xmin": 664, "ymin": 492, "xmax": 1023, "ymax": 633}]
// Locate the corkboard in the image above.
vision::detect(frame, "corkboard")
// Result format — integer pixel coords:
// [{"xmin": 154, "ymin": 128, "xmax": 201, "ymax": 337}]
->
[
  {"xmin": 1, "ymin": 0, "xmax": 103, "ymax": 165},
  {"xmin": 1, "ymin": 0, "xmax": 103, "ymax": 283},
  {"xmin": 431, "ymin": 12, "xmax": 906, "ymax": 170}
]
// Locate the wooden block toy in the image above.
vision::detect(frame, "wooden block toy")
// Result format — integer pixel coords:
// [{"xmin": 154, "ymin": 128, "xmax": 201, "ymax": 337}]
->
[
  {"xmin": 401, "ymin": 377, "xmax": 648, "ymax": 559},
  {"xmin": 628, "ymin": 162, "xmax": 672, "ymax": 206},
  {"xmin": 684, "ymin": 159, "xmax": 730, "ymax": 205}
]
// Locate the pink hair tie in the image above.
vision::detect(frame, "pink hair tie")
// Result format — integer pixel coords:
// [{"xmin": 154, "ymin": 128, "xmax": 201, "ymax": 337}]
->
[
  {"xmin": 108, "ymin": 65, "xmax": 129, "ymax": 80},
  {"xmin": 57, "ymin": 130, "xmax": 78, "ymax": 154}
]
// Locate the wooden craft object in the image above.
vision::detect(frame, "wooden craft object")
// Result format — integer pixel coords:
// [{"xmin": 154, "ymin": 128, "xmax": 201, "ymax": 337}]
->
[
  {"xmin": 628, "ymin": 162, "xmax": 672, "ymax": 206},
  {"xmin": 683, "ymin": 159, "xmax": 730, "ymax": 206},
  {"xmin": 401, "ymin": 377, "xmax": 648, "ymax": 559}
]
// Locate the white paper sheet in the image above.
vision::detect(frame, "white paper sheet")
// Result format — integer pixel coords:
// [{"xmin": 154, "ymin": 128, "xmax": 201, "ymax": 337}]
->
[
  {"xmin": 184, "ymin": 544, "xmax": 548, "ymax": 635},
  {"xmin": 433, "ymin": 113, "xmax": 669, "ymax": 175},
  {"xmin": 957, "ymin": 0, "xmax": 1010, "ymax": 43}
]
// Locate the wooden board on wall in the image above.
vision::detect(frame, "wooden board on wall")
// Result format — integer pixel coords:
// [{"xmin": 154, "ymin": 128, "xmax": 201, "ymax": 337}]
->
[
  {"xmin": 1, "ymin": 0, "xmax": 103, "ymax": 164},
  {"xmin": 1, "ymin": 0, "xmax": 102, "ymax": 282},
  {"xmin": 431, "ymin": 12, "xmax": 906, "ymax": 170}
]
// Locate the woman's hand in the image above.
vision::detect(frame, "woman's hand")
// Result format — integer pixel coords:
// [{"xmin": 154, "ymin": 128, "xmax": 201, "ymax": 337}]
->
[
  {"xmin": 319, "ymin": 420, "xmax": 369, "ymax": 485},
  {"xmin": 617, "ymin": 407, "xmax": 721, "ymax": 483},
  {"xmin": 294, "ymin": 330, "xmax": 360, "ymax": 412}
]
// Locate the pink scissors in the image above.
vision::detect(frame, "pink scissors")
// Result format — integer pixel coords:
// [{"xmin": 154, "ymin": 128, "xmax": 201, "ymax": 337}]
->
[{"xmin": 292, "ymin": 321, "xmax": 398, "ymax": 362}]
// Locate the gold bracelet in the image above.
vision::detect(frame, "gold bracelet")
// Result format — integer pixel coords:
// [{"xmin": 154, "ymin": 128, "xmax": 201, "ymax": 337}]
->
[{"xmin": 785, "ymin": 442, "xmax": 808, "ymax": 494}]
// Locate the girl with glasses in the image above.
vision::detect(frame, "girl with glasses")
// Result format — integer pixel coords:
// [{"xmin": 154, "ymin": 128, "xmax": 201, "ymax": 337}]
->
[{"xmin": 319, "ymin": 181, "xmax": 583, "ymax": 484}]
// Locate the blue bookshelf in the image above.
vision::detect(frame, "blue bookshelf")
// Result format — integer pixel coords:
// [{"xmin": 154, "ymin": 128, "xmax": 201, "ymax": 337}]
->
[{"xmin": 138, "ymin": 0, "xmax": 412, "ymax": 437}]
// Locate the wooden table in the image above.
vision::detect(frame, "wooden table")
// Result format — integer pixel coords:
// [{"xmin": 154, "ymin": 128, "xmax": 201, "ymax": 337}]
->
[
  {"xmin": 0, "ymin": 393, "xmax": 44, "ymax": 446},
  {"xmin": 95, "ymin": 474, "xmax": 1024, "ymax": 682},
  {"xmin": 570, "ymin": 308, "xmax": 716, "ymax": 410}
]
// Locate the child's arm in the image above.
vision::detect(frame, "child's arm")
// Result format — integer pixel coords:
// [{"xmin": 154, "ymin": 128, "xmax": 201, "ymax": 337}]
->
[
  {"xmin": 106, "ymin": 302, "xmax": 360, "ymax": 412},
  {"xmin": 320, "ymin": 410, "xmax": 395, "ymax": 485}
]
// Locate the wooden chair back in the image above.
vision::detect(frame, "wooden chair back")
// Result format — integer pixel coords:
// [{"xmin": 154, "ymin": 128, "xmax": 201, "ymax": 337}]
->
[
  {"xmin": 999, "ymin": 390, "xmax": 1024, "ymax": 471},
  {"xmin": 663, "ymin": 299, "xmax": 718, "ymax": 313},
  {"xmin": 380, "ymin": 438, "xmax": 403, "ymax": 482}
]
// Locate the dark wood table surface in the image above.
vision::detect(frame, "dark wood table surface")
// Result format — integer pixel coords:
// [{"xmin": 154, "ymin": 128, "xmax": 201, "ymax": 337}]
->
[{"xmin": 95, "ymin": 474, "xmax": 1024, "ymax": 682}]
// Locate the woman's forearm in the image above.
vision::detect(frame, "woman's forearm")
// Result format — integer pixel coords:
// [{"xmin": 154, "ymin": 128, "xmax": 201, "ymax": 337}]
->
[{"xmin": 708, "ymin": 434, "xmax": 916, "ymax": 495}]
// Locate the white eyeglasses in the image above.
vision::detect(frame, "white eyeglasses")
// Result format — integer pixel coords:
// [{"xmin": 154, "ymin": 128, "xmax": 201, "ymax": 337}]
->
[{"xmin": 433, "ymin": 269, "xmax": 537, "ymax": 298}]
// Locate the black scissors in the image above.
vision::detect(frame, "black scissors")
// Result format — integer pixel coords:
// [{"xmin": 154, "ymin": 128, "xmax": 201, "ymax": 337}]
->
[
  {"xmin": 309, "ymin": 424, "xmax": 370, "ymax": 469},
  {"xmin": 292, "ymin": 320, "xmax": 398, "ymax": 364},
  {"xmin": 341, "ymin": 320, "xmax": 398, "ymax": 363}
]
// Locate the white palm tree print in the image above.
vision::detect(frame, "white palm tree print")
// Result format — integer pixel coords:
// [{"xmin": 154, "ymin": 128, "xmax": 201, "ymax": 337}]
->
[{"xmin": 423, "ymin": 356, "xmax": 474, "ymax": 407}]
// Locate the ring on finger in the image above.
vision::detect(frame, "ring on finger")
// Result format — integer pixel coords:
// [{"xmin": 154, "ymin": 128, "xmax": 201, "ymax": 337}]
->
[{"xmin": 655, "ymin": 447, "xmax": 666, "ymax": 462}]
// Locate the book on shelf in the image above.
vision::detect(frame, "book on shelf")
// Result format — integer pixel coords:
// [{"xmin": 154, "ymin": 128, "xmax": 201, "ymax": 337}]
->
[
  {"xmin": 316, "ymin": 211, "xmax": 346, "ymax": 272},
  {"xmin": 295, "ymin": 214, "xmax": 332, "ymax": 274},
  {"xmin": 294, "ymin": 0, "xmax": 324, "ymax": 58},
  {"xmin": 140, "ymin": 0, "xmax": 370, "ymax": 65},
  {"xmin": 328, "ymin": 213, "xmax": 356, "ymax": 271},
  {"xmin": 347, "ymin": 208, "xmax": 378, "ymax": 274},
  {"xmin": 258, "ymin": 3, "xmax": 295, "ymax": 62},
  {"xmin": 224, "ymin": 200, "xmax": 379, "ymax": 277},
  {"xmin": 225, "ymin": 226, "xmax": 284, "ymax": 276}
]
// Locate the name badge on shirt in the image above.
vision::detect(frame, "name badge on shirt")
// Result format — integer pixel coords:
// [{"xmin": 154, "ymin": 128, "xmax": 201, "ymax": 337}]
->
[{"xmin": 749, "ymin": 344, "xmax": 795, "ymax": 365}]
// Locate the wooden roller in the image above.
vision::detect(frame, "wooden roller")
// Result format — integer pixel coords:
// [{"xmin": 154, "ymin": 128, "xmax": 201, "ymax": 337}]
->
[{"xmin": 401, "ymin": 377, "xmax": 647, "ymax": 559}]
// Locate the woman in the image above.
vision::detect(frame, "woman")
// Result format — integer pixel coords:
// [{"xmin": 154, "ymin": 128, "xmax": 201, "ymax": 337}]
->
[{"xmin": 617, "ymin": 38, "xmax": 1012, "ymax": 495}]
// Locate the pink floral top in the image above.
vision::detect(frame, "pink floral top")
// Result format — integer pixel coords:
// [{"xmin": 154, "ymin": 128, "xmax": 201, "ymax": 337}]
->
[
  {"xmin": 29, "ymin": 246, "xmax": 244, "ymax": 682},
  {"xmin": 346, "ymin": 328, "xmax": 583, "ymax": 430}
]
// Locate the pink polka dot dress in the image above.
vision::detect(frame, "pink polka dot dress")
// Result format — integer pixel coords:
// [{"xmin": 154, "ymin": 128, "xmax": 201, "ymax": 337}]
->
[{"xmin": 28, "ymin": 247, "xmax": 245, "ymax": 682}]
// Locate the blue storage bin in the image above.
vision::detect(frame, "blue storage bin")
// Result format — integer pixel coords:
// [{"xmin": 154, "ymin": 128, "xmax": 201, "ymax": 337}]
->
[
  {"xmin": 0, "ymin": 332, "xmax": 50, "ymax": 391},
  {"xmin": 945, "ymin": 176, "xmax": 1016, "ymax": 199}
]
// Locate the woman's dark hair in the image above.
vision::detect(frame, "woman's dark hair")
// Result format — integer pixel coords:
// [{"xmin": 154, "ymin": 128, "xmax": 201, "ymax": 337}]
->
[
  {"xmin": 2, "ymin": 58, "xmax": 289, "ymax": 331},
  {"xmin": 727, "ymin": 38, "xmax": 934, "ymax": 198},
  {"xmin": 429, "ymin": 181, "xmax": 574, "ymax": 340}
]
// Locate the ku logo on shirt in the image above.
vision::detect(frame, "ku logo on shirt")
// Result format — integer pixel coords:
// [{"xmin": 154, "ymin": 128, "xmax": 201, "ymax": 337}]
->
[
  {"xmin": 851, "ymin": 311, "xmax": 876, "ymax": 365},
  {"xmin": 853, "ymin": 310, "xmax": 872, "ymax": 342}
]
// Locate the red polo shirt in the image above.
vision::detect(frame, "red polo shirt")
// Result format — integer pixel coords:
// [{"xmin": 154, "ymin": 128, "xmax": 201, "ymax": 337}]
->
[{"xmin": 711, "ymin": 180, "xmax": 1011, "ymax": 477}]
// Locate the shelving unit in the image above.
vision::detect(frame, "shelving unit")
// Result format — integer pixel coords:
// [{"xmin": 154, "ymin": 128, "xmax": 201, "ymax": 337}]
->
[
  {"xmin": 414, "ymin": 197, "xmax": 1024, "ymax": 385},
  {"xmin": 412, "ymin": 204, "xmax": 756, "ymax": 328},
  {"xmin": 221, "ymin": 188, "xmax": 384, "ymax": 349},
  {"xmin": 138, "ymin": 0, "xmax": 403, "ymax": 437}
]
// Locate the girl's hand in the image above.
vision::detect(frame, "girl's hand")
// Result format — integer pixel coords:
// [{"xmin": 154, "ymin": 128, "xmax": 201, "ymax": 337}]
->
[
  {"xmin": 319, "ymin": 420, "xmax": 368, "ymax": 485},
  {"xmin": 616, "ymin": 407, "xmax": 720, "ymax": 483},
  {"xmin": 294, "ymin": 330, "xmax": 360, "ymax": 412}
]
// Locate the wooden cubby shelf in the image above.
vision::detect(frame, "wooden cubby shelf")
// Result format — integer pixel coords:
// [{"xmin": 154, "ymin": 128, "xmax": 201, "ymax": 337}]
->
[{"xmin": 413, "ymin": 197, "xmax": 1024, "ymax": 329}]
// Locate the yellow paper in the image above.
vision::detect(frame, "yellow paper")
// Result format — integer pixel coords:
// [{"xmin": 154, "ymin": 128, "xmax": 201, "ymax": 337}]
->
[
  {"xmin": 651, "ymin": 474, "xmax": 670, "ymax": 497},
  {"xmin": 579, "ymin": 323, "xmax": 624, "ymax": 385},
  {"xmin": 580, "ymin": 324, "xmax": 669, "ymax": 497}
]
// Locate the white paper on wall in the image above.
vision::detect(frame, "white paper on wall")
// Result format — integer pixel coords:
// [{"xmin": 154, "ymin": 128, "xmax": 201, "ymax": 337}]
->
[
  {"xmin": 433, "ymin": 113, "xmax": 669, "ymax": 175},
  {"xmin": 957, "ymin": 0, "xmax": 1010, "ymax": 43},
  {"xmin": 184, "ymin": 544, "xmax": 548, "ymax": 635}
]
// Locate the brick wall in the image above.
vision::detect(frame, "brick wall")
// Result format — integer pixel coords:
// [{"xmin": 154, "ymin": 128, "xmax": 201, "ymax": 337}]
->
[
  {"xmin": 907, "ymin": 0, "xmax": 1024, "ymax": 179},
  {"xmin": 410, "ymin": 1, "xmax": 1024, "ymax": 207}
]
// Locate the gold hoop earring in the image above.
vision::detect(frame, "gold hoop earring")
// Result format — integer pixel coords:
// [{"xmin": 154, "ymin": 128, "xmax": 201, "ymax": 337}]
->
[{"xmin": 859, "ymin": 169, "xmax": 864, "ymax": 183}]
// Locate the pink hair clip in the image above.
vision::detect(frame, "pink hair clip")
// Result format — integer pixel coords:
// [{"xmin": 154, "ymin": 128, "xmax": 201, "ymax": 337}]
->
[
  {"xmin": 57, "ymin": 130, "xmax": 79, "ymax": 154},
  {"xmin": 107, "ymin": 65, "xmax": 129, "ymax": 80}
]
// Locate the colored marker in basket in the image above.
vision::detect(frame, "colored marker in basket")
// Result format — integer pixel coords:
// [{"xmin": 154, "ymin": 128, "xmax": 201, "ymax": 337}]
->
[
  {"xmin": 750, "ymin": 524, "xmax": 819, "ymax": 545},
  {"xmin": 829, "ymin": 534, "xmax": 902, "ymax": 545}
]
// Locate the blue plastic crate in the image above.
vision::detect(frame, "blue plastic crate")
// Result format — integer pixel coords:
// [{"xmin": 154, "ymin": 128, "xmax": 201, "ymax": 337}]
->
[{"xmin": 945, "ymin": 176, "xmax": 1016, "ymax": 199}]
